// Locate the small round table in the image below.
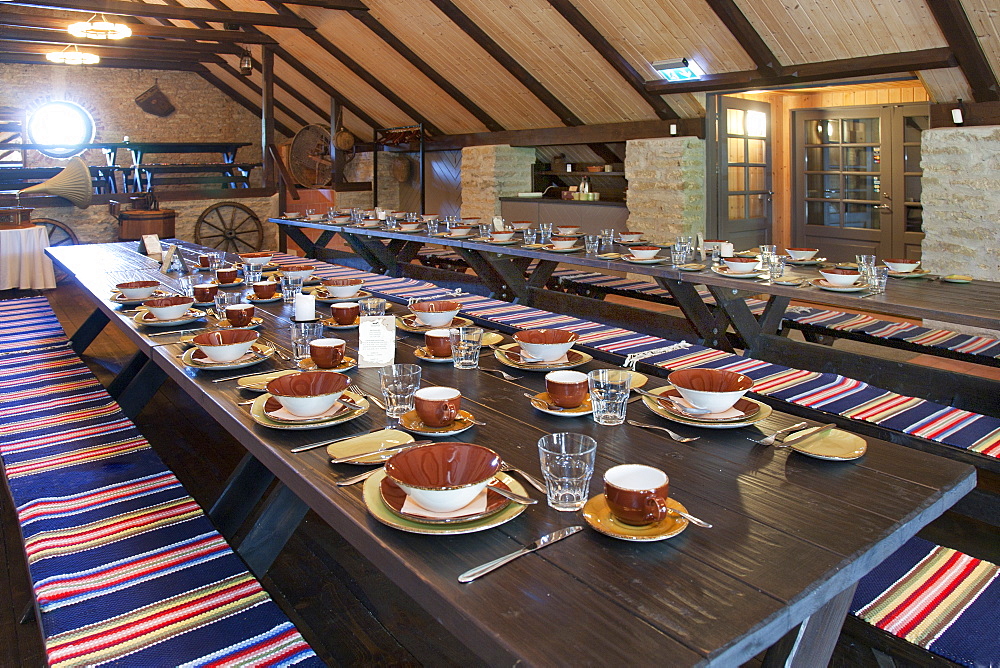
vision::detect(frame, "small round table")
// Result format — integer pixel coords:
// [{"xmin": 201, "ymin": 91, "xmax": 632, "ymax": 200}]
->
[{"xmin": 0, "ymin": 225, "xmax": 57, "ymax": 290}]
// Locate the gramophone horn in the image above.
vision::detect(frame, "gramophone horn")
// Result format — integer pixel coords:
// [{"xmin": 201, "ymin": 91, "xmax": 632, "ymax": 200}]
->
[{"xmin": 20, "ymin": 156, "xmax": 93, "ymax": 209}]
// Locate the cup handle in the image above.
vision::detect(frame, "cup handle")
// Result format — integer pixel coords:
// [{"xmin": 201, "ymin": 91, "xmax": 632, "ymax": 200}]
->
[
  {"xmin": 647, "ymin": 496, "xmax": 669, "ymax": 523},
  {"xmin": 441, "ymin": 402, "xmax": 459, "ymax": 423}
]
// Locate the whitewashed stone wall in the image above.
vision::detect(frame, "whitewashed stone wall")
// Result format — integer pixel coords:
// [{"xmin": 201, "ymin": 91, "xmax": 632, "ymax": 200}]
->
[
  {"xmin": 460, "ymin": 145, "xmax": 534, "ymax": 220},
  {"xmin": 624, "ymin": 137, "xmax": 705, "ymax": 239}
]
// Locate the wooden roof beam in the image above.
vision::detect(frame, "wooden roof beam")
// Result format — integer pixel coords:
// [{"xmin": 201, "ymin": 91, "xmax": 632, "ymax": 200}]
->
[
  {"xmin": 265, "ymin": 2, "xmax": 441, "ymax": 135},
  {"xmin": 197, "ymin": 66, "xmax": 294, "ymax": 137},
  {"xmin": 0, "ymin": 25, "xmax": 244, "ymax": 55},
  {"xmin": 279, "ymin": 0, "xmax": 367, "ymax": 8},
  {"xmin": 426, "ymin": 118, "xmax": 704, "ymax": 151},
  {"xmin": 0, "ymin": 12, "xmax": 278, "ymax": 43},
  {"xmin": 213, "ymin": 59, "xmax": 310, "ymax": 128},
  {"xmin": 1, "ymin": 0, "xmax": 311, "ymax": 28},
  {"xmin": 0, "ymin": 39, "xmax": 226, "ymax": 62},
  {"xmin": 544, "ymin": 0, "xmax": 678, "ymax": 120},
  {"xmin": 925, "ymin": 0, "xmax": 999, "ymax": 102},
  {"xmin": 0, "ymin": 50, "xmax": 207, "ymax": 71},
  {"xmin": 427, "ymin": 0, "xmax": 583, "ymax": 127},
  {"xmin": 644, "ymin": 48, "xmax": 957, "ymax": 95},
  {"xmin": 702, "ymin": 0, "xmax": 779, "ymax": 75},
  {"xmin": 347, "ymin": 9, "xmax": 504, "ymax": 132}
]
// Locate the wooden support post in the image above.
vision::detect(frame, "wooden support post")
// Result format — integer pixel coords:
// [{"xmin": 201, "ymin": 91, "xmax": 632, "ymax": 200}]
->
[
  {"xmin": 330, "ymin": 97, "xmax": 345, "ymax": 186},
  {"xmin": 261, "ymin": 45, "xmax": 275, "ymax": 190}
]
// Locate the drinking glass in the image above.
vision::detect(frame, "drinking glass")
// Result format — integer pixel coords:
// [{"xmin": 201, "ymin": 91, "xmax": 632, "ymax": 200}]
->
[
  {"xmin": 768, "ymin": 256, "xmax": 786, "ymax": 282},
  {"xmin": 600, "ymin": 228, "xmax": 615, "ymax": 247},
  {"xmin": 539, "ymin": 222, "xmax": 553, "ymax": 245},
  {"xmin": 214, "ymin": 290, "xmax": 235, "ymax": 317},
  {"xmin": 479, "ymin": 223, "xmax": 492, "ymax": 239},
  {"xmin": 584, "ymin": 234, "xmax": 600, "ymax": 254},
  {"xmin": 280, "ymin": 275, "xmax": 304, "ymax": 303},
  {"xmin": 178, "ymin": 274, "xmax": 197, "ymax": 297},
  {"xmin": 449, "ymin": 327, "xmax": 483, "ymax": 370},
  {"xmin": 537, "ymin": 432, "xmax": 597, "ymax": 511},
  {"xmin": 326, "ymin": 207, "xmax": 337, "ymax": 220},
  {"xmin": 856, "ymin": 254, "xmax": 877, "ymax": 282},
  {"xmin": 379, "ymin": 364, "xmax": 422, "ymax": 419},
  {"xmin": 588, "ymin": 369, "xmax": 631, "ymax": 425},
  {"xmin": 869, "ymin": 266, "xmax": 889, "ymax": 294},
  {"xmin": 710, "ymin": 247, "xmax": 721, "ymax": 266},
  {"xmin": 359, "ymin": 297, "xmax": 387, "ymax": 316},
  {"xmin": 305, "ymin": 208, "xmax": 316, "ymax": 218},
  {"xmin": 290, "ymin": 321, "xmax": 323, "ymax": 361},
  {"xmin": 670, "ymin": 246, "xmax": 687, "ymax": 266},
  {"xmin": 209, "ymin": 252, "xmax": 223, "ymax": 270},
  {"xmin": 522, "ymin": 228, "xmax": 538, "ymax": 245},
  {"xmin": 244, "ymin": 266, "xmax": 263, "ymax": 284}
]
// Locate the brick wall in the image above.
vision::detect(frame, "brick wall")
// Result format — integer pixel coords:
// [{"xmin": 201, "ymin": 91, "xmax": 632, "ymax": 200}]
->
[
  {"xmin": 624, "ymin": 137, "xmax": 705, "ymax": 240},
  {"xmin": 460, "ymin": 145, "xmax": 534, "ymax": 221}
]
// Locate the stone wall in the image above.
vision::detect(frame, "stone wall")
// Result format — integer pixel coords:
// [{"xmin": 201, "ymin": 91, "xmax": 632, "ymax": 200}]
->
[
  {"xmin": 624, "ymin": 137, "xmax": 705, "ymax": 239},
  {"xmin": 460, "ymin": 145, "xmax": 534, "ymax": 220}
]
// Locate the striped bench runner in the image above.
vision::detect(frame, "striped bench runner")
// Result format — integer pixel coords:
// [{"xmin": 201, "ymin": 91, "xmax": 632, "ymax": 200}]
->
[
  {"xmin": 0, "ymin": 297, "xmax": 320, "ymax": 667},
  {"xmin": 553, "ymin": 269, "xmax": 1000, "ymax": 363},
  {"xmin": 265, "ymin": 254, "xmax": 1000, "ymax": 461},
  {"xmin": 852, "ymin": 536, "xmax": 1000, "ymax": 667}
]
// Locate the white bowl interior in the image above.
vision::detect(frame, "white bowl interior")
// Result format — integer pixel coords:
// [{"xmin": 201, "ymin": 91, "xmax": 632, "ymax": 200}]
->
[
  {"xmin": 280, "ymin": 269, "xmax": 314, "ymax": 280},
  {"xmin": 120, "ymin": 285, "xmax": 158, "ymax": 299},
  {"xmin": 673, "ymin": 385, "xmax": 748, "ymax": 413},
  {"xmin": 517, "ymin": 340, "xmax": 574, "ymax": 362},
  {"xmin": 397, "ymin": 480, "xmax": 489, "ymax": 513},
  {"xmin": 273, "ymin": 392, "xmax": 343, "ymax": 417},
  {"xmin": 198, "ymin": 338, "xmax": 256, "ymax": 362},
  {"xmin": 147, "ymin": 303, "xmax": 191, "ymax": 320},
  {"xmin": 327, "ymin": 283, "xmax": 363, "ymax": 298},
  {"xmin": 413, "ymin": 310, "xmax": 458, "ymax": 327}
]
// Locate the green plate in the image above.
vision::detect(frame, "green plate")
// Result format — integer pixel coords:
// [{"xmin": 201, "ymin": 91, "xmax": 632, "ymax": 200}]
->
[{"xmin": 362, "ymin": 469, "xmax": 527, "ymax": 535}]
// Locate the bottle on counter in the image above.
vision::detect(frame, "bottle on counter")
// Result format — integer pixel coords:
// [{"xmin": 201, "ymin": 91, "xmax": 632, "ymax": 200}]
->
[{"xmin": 580, "ymin": 176, "xmax": 590, "ymax": 194}]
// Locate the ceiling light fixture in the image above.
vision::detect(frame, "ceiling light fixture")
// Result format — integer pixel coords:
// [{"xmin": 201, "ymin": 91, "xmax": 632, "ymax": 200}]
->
[
  {"xmin": 239, "ymin": 47, "xmax": 253, "ymax": 75},
  {"xmin": 652, "ymin": 58, "xmax": 704, "ymax": 82},
  {"xmin": 46, "ymin": 44, "xmax": 100, "ymax": 65},
  {"xmin": 68, "ymin": 14, "xmax": 132, "ymax": 40}
]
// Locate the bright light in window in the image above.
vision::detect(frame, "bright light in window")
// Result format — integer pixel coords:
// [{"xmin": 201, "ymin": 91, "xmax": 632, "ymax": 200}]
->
[
  {"xmin": 746, "ymin": 110, "xmax": 767, "ymax": 138},
  {"xmin": 27, "ymin": 101, "xmax": 95, "ymax": 158}
]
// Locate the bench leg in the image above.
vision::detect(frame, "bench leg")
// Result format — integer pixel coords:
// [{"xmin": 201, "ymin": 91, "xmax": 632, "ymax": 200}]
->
[
  {"xmin": 761, "ymin": 583, "xmax": 857, "ymax": 668},
  {"xmin": 236, "ymin": 483, "xmax": 309, "ymax": 578},
  {"xmin": 19, "ymin": 602, "xmax": 34, "ymax": 625},
  {"xmin": 116, "ymin": 359, "xmax": 168, "ymax": 419},
  {"xmin": 106, "ymin": 350, "xmax": 149, "ymax": 399},
  {"xmin": 69, "ymin": 308, "xmax": 110, "ymax": 354},
  {"xmin": 209, "ymin": 454, "xmax": 276, "ymax": 540}
]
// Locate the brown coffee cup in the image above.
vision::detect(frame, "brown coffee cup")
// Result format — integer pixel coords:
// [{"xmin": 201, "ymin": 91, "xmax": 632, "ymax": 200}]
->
[
  {"xmin": 330, "ymin": 302, "xmax": 360, "ymax": 326},
  {"xmin": 193, "ymin": 283, "xmax": 218, "ymax": 303},
  {"xmin": 604, "ymin": 464, "xmax": 670, "ymax": 526},
  {"xmin": 545, "ymin": 370, "xmax": 588, "ymax": 408},
  {"xmin": 225, "ymin": 303, "xmax": 255, "ymax": 327},
  {"xmin": 216, "ymin": 267, "xmax": 238, "ymax": 284},
  {"xmin": 424, "ymin": 328, "xmax": 452, "ymax": 358},
  {"xmin": 198, "ymin": 254, "xmax": 212, "ymax": 268},
  {"xmin": 413, "ymin": 387, "xmax": 461, "ymax": 428},
  {"xmin": 252, "ymin": 281, "xmax": 277, "ymax": 299},
  {"xmin": 309, "ymin": 338, "xmax": 346, "ymax": 368}
]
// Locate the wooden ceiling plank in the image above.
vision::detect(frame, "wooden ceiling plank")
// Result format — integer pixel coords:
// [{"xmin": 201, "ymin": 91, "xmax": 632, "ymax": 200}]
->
[
  {"xmin": 644, "ymin": 48, "xmax": 957, "ymax": 95},
  {"xmin": 925, "ymin": 0, "xmax": 999, "ymax": 101},
  {"xmin": 1, "ymin": 0, "xmax": 310, "ymax": 28},
  {"xmin": 0, "ymin": 25, "xmax": 244, "ymax": 54},
  {"xmin": 347, "ymin": 9, "xmax": 504, "ymax": 131},
  {"xmin": 214, "ymin": 58, "xmax": 310, "ymax": 128},
  {"xmin": 702, "ymin": 0, "xmax": 779, "ymax": 75},
  {"xmin": 197, "ymin": 65, "xmax": 295, "ymax": 136},
  {"xmin": 426, "ymin": 0, "xmax": 583, "ymax": 126},
  {"xmin": 544, "ymin": 0, "xmax": 678, "ymax": 120},
  {"xmin": 0, "ymin": 11, "xmax": 278, "ymax": 43},
  {"xmin": 265, "ymin": 2, "xmax": 441, "ymax": 134}
]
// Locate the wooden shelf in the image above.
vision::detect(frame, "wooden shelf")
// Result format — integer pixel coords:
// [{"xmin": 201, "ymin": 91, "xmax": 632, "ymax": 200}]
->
[{"xmin": 536, "ymin": 170, "xmax": 625, "ymax": 177}]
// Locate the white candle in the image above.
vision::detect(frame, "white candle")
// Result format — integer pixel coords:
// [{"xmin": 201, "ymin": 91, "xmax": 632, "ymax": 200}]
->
[
  {"xmin": 294, "ymin": 293, "xmax": 315, "ymax": 321},
  {"xmin": 720, "ymin": 242, "xmax": 735, "ymax": 258}
]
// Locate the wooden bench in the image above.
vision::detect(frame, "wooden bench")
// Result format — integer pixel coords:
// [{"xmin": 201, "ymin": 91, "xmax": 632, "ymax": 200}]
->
[
  {"xmin": 124, "ymin": 162, "xmax": 260, "ymax": 191},
  {"xmin": 0, "ymin": 165, "xmax": 120, "ymax": 194},
  {"xmin": 0, "ymin": 296, "xmax": 320, "ymax": 667}
]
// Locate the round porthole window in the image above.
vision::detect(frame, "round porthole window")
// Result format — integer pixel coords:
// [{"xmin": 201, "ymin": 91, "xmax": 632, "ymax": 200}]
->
[{"xmin": 27, "ymin": 101, "xmax": 95, "ymax": 158}]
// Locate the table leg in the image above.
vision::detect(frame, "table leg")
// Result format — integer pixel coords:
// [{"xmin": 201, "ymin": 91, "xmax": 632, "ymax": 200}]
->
[
  {"xmin": 453, "ymin": 248, "xmax": 514, "ymax": 300},
  {"xmin": 107, "ymin": 349, "xmax": 149, "ymax": 398},
  {"xmin": 115, "ymin": 358, "xmax": 167, "ymax": 419},
  {"xmin": 655, "ymin": 278, "xmax": 734, "ymax": 351},
  {"xmin": 236, "ymin": 482, "xmax": 310, "ymax": 578},
  {"xmin": 761, "ymin": 583, "xmax": 857, "ymax": 668},
  {"xmin": 69, "ymin": 308, "xmax": 110, "ymax": 354},
  {"xmin": 209, "ymin": 453, "xmax": 275, "ymax": 540},
  {"xmin": 708, "ymin": 287, "xmax": 790, "ymax": 351},
  {"xmin": 280, "ymin": 224, "xmax": 322, "ymax": 257}
]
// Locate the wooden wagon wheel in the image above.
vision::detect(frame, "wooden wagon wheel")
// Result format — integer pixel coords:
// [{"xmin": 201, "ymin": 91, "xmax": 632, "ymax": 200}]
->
[
  {"xmin": 35, "ymin": 217, "xmax": 79, "ymax": 284},
  {"xmin": 194, "ymin": 201, "xmax": 263, "ymax": 252}
]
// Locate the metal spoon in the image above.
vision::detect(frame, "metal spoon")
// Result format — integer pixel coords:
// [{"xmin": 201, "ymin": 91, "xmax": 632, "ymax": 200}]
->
[
  {"xmin": 337, "ymin": 468, "xmax": 380, "ymax": 486},
  {"xmin": 666, "ymin": 507, "xmax": 713, "ymax": 528},
  {"xmin": 523, "ymin": 392, "xmax": 567, "ymax": 411}
]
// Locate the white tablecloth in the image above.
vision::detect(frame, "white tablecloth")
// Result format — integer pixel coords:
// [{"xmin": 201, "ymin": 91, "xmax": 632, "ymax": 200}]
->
[{"xmin": 0, "ymin": 225, "xmax": 57, "ymax": 290}]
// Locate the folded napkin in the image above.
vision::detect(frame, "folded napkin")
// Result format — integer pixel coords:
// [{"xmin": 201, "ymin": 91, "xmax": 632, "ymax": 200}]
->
[
  {"xmin": 517, "ymin": 350, "xmax": 570, "ymax": 364},
  {"xmin": 402, "ymin": 489, "xmax": 488, "ymax": 518},
  {"xmin": 266, "ymin": 401, "xmax": 344, "ymax": 422},
  {"xmin": 668, "ymin": 394, "xmax": 746, "ymax": 420}
]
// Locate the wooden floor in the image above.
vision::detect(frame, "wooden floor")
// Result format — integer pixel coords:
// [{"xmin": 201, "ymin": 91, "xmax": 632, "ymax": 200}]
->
[{"xmin": 0, "ymin": 281, "xmax": 983, "ymax": 667}]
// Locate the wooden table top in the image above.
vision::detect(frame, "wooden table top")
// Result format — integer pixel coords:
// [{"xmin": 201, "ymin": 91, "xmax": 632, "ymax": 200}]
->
[
  {"xmin": 277, "ymin": 219, "xmax": 1000, "ymax": 332},
  {"xmin": 47, "ymin": 241, "xmax": 977, "ymax": 666}
]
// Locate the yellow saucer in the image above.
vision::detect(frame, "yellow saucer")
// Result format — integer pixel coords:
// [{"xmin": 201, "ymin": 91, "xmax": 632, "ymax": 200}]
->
[
  {"xmin": 582, "ymin": 495, "xmax": 688, "ymax": 541},
  {"xmin": 785, "ymin": 426, "xmax": 867, "ymax": 460}
]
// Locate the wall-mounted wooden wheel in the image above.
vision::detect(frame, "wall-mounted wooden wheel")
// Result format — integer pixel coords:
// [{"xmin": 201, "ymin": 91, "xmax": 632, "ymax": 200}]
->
[
  {"xmin": 34, "ymin": 217, "xmax": 78, "ymax": 284},
  {"xmin": 195, "ymin": 201, "xmax": 263, "ymax": 252}
]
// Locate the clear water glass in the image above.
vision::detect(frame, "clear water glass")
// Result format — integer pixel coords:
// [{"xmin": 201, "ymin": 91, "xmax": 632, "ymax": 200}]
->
[
  {"xmin": 600, "ymin": 228, "xmax": 615, "ymax": 247},
  {"xmin": 869, "ymin": 266, "xmax": 889, "ymax": 294},
  {"xmin": 178, "ymin": 274, "xmax": 197, "ymax": 297},
  {"xmin": 379, "ymin": 364, "xmax": 422, "ymax": 419},
  {"xmin": 449, "ymin": 327, "xmax": 483, "ymax": 369},
  {"xmin": 359, "ymin": 297, "xmax": 386, "ymax": 316},
  {"xmin": 588, "ymin": 369, "xmax": 631, "ymax": 425},
  {"xmin": 537, "ymin": 432, "xmax": 597, "ymax": 512},
  {"xmin": 768, "ymin": 256, "xmax": 786, "ymax": 282},
  {"xmin": 209, "ymin": 252, "xmax": 223, "ymax": 270},
  {"xmin": 671, "ymin": 246, "xmax": 687, "ymax": 266},
  {"xmin": 327, "ymin": 207, "xmax": 337, "ymax": 220},
  {"xmin": 539, "ymin": 222, "xmax": 553, "ymax": 244},
  {"xmin": 584, "ymin": 234, "xmax": 600, "ymax": 254},
  {"xmin": 856, "ymin": 254, "xmax": 877, "ymax": 282},
  {"xmin": 522, "ymin": 228, "xmax": 538, "ymax": 245},
  {"xmin": 244, "ymin": 266, "xmax": 263, "ymax": 284},
  {"xmin": 711, "ymin": 247, "xmax": 721, "ymax": 266},
  {"xmin": 280, "ymin": 275, "xmax": 303, "ymax": 303},
  {"xmin": 214, "ymin": 290, "xmax": 235, "ymax": 316},
  {"xmin": 479, "ymin": 223, "xmax": 492, "ymax": 239},
  {"xmin": 290, "ymin": 321, "xmax": 323, "ymax": 360}
]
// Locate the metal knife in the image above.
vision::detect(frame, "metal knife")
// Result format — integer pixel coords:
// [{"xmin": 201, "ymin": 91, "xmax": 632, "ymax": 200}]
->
[
  {"xmin": 329, "ymin": 440, "xmax": 433, "ymax": 464},
  {"xmin": 458, "ymin": 526, "xmax": 584, "ymax": 583},
  {"xmin": 777, "ymin": 423, "xmax": 837, "ymax": 449},
  {"xmin": 148, "ymin": 327, "xmax": 209, "ymax": 337},
  {"xmin": 290, "ymin": 428, "xmax": 380, "ymax": 453}
]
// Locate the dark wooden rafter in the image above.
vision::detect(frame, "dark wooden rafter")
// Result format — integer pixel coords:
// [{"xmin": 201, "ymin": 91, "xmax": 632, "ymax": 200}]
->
[
  {"xmin": 586, "ymin": 143, "xmax": 623, "ymax": 164},
  {"xmin": 0, "ymin": 39, "xmax": 225, "ymax": 62},
  {"xmin": 925, "ymin": 0, "xmax": 1000, "ymax": 102},
  {"xmin": 0, "ymin": 0, "xmax": 312, "ymax": 28},
  {"xmin": 0, "ymin": 50, "xmax": 206, "ymax": 71},
  {"xmin": 0, "ymin": 11, "xmax": 278, "ymax": 43},
  {"xmin": 544, "ymin": 0, "xmax": 678, "ymax": 120},
  {"xmin": 427, "ymin": 0, "xmax": 583, "ymax": 127},
  {"xmin": 264, "ymin": 2, "xmax": 441, "ymax": 135},
  {"xmin": 280, "ymin": 0, "xmax": 367, "ymax": 7},
  {"xmin": 213, "ymin": 59, "xmax": 310, "ymax": 128},
  {"xmin": 0, "ymin": 25, "xmax": 243, "ymax": 55},
  {"xmin": 346, "ymin": 9, "xmax": 504, "ymax": 132},
  {"xmin": 645, "ymin": 48, "xmax": 957, "ymax": 95},
  {"xmin": 197, "ymin": 66, "xmax": 294, "ymax": 137},
  {"xmin": 702, "ymin": 0, "xmax": 779, "ymax": 75}
]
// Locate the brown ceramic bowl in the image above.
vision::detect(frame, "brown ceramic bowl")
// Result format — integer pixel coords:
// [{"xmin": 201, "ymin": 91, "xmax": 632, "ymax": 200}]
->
[
  {"xmin": 667, "ymin": 368, "xmax": 753, "ymax": 414},
  {"xmin": 723, "ymin": 257, "xmax": 761, "ymax": 274},
  {"xmin": 238, "ymin": 251, "xmax": 275, "ymax": 266},
  {"xmin": 385, "ymin": 442, "xmax": 501, "ymax": 513},
  {"xmin": 410, "ymin": 300, "xmax": 461, "ymax": 327},
  {"xmin": 143, "ymin": 296, "xmax": 195, "ymax": 321},
  {"xmin": 819, "ymin": 267, "xmax": 862, "ymax": 286},
  {"xmin": 116, "ymin": 280, "xmax": 160, "ymax": 300},
  {"xmin": 266, "ymin": 371, "xmax": 351, "ymax": 417},
  {"xmin": 192, "ymin": 328, "xmax": 259, "ymax": 362},
  {"xmin": 279, "ymin": 264, "xmax": 316, "ymax": 280},
  {"xmin": 883, "ymin": 258, "xmax": 920, "ymax": 273},
  {"xmin": 514, "ymin": 328, "xmax": 578, "ymax": 362},
  {"xmin": 321, "ymin": 278, "xmax": 364, "ymax": 298}
]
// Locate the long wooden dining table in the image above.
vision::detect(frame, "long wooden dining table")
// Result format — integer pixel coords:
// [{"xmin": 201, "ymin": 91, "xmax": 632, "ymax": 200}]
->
[
  {"xmin": 275, "ymin": 218, "xmax": 1000, "ymax": 421},
  {"xmin": 45, "ymin": 240, "xmax": 976, "ymax": 667}
]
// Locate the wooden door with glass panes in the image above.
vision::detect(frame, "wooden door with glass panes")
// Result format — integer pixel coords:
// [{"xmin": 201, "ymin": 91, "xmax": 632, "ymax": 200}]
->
[{"xmin": 793, "ymin": 104, "xmax": 926, "ymax": 261}]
